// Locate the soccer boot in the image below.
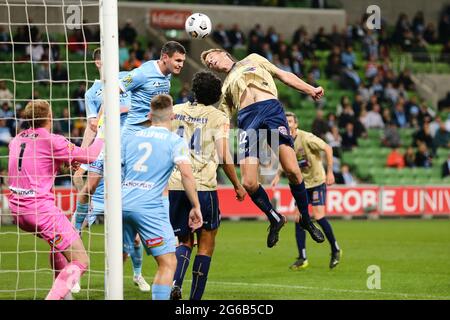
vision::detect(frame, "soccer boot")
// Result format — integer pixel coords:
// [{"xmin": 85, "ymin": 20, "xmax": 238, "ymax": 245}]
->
[
  {"xmin": 329, "ymin": 250, "xmax": 342, "ymax": 269},
  {"xmin": 133, "ymin": 275, "xmax": 151, "ymax": 292},
  {"xmin": 267, "ymin": 214, "xmax": 287, "ymax": 248},
  {"xmin": 170, "ymin": 285, "xmax": 182, "ymax": 300},
  {"xmin": 300, "ymin": 220, "xmax": 325, "ymax": 243},
  {"xmin": 289, "ymin": 257, "xmax": 309, "ymax": 271}
]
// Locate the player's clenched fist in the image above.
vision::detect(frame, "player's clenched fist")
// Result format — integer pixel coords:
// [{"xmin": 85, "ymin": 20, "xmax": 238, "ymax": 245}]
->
[
  {"xmin": 189, "ymin": 207, "xmax": 203, "ymax": 232},
  {"xmin": 311, "ymin": 86, "xmax": 324, "ymax": 101}
]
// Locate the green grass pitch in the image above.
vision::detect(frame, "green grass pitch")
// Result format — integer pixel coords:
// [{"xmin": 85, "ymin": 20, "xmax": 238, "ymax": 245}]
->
[{"xmin": 1, "ymin": 219, "xmax": 449, "ymax": 300}]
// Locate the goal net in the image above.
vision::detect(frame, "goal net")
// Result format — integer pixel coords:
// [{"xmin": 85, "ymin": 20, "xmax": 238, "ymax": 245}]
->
[{"xmin": 0, "ymin": 0, "xmax": 114, "ymax": 300}]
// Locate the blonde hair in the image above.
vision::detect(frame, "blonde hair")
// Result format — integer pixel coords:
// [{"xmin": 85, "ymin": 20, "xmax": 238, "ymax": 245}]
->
[
  {"xmin": 24, "ymin": 99, "xmax": 51, "ymax": 128},
  {"xmin": 200, "ymin": 48, "xmax": 234, "ymax": 67},
  {"xmin": 285, "ymin": 111, "xmax": 298, "ymax": 123}
]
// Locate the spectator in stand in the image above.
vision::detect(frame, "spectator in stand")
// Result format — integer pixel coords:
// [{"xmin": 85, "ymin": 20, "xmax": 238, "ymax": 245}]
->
[
  {"xmin": 341, "ymin": 122, "xmax": 358, "ymax": 151},
  {"xmin": 364, "ymin": 103, "xmax": 385, "ymax": 129},
  {"xmin": 382, "ymin": 121, "xmax": 401, "ymax": 148},
  {"xmin": 72, "ymin": 83, "xmax": 86, "ymax": 116},
  {"xmin": 277, "ymin": 57, "xmax": 293, "ymax": 73},
  {"xmin": 227, "ymin": 24, "xmax": 246, "ymax": 50},
  {"xmin": 131, "ymin": 41, "xmax": 144, "ymax": 61},
  {"xmin": 0, "ymin": 26, "xmax": 10, "ymax": 53},
  {"xmin": 26, "ymin": 35, "xmax": 45, "ymax": 62},
  {"xmin": 433, "ymin": 121, "xmax": 450, "ymax": 150},
  {"xmin": 413, "ymin": 121, "xmax": 434, "ymax": 151},
  {"xmin": 249, "ymin": 23, "xmax": 265, "ymax": 42},
  {"xmin": 438, "ymin": 10, "xmax": 450, "ymax": 43},
  {"xmin": 325, "ymin": 125, "xmax": 342, "ymax": 154},
  {"xmin": 260, "ymin": 42, "xmax": 274, "ymax": 62},
  {"xmin": 0, "ymin": 102, "xmax": 14, "ymax": 135},
  {"xmin": 338, "ymin": 164, "xmax": 357, "ymax": 186},
  {"xmin": 352, "ymin": 94, "xmax": 365, "ymax": 117},
  {"xmin": 143, "ymin": 42, "xmax": 158, "ymax": 62},
  {"xmin": 52, "ymin": 63, "xmax": 68, "ymax": 82},
  {"xmin": 265, "ymin": 26, "xmax": 279, "ymax": 52},
  {"xmin": 357, "ymin": 83, "xmax": 371, "ymax": 104},
  {"xmin": 119, "ymin": 39, "xmax": 129, "ymax": 67},
  {"xmin": 397, "ymin": 69, "xmax": 415, "ymax": 91},
  {"xmin": 0, "ymin": 119, "xmax": 12, "ymax": 146},
  {"xmin": 247, "ymin": 34, "xmax": 263, "ymax": 56},
  {"xmin": 119, "ymin": 19, "xmax": 137, "ymax": 45},
  {"xmin": 341, "ymin": 45, "xmax": 356, "ymax": 69},
  {"xmin": 213, "ymin": 23, "xmax": 232, "ymax": 51},
  {"xmin": 415, "ymin": 142, "xmax": 433, "ymax": 168},
  {"xmin": 392, "ymin": 99, "xmax": 408, "ymax": 128},
  {"xmin": 424, "ymin": 22, "xmax": 439, "ymax": 44},
  {"xmin": 325, "ymin": 54, "xmax": 342, "ymax": 81},
  {"xmin": 311, "ymin": 109, "xmax": 329, "ymax": 140},
  {"xmin": 53, "ymin": 107, "xmax": 70, "ymax": 135},
  {"xmin": 36, "ymin": 61, "xmax": 51, "ymax": 84},
  {"xmin": 386, "ymin": 147, "xmax": 405, "ymax": 169},
  {"xmin": 438, "ymin": 38, "xmax": 450, "ymax": 63},
  {"xmin": 369, "ymin": 75, "xmax": 384, "ymax": 99},
  {"xmin": 0, "ymin": 81, "xmax": 13, "ymax": 108},
  {"xmin": 70, "ymin": 126, "xmax": 83, "ymax": 147},
  {"xmin": 381, "ymin": 106, "xmax": 392, "ymax": 124},
  {"xmin": 329, "ymin": 24, "xmax": 344, "ymax": 48},
  {"xmin": 442, "ymin": 154, "xmax": 450, "ymax": 178},
  {"xmin": 338, "ymin": 102, "xmax": 355, "ymax": 129},
  {"xmin": 365, "ymin": 54, "xmax": 379, "ymax": 80},
  {"xmin": 13, "ymin": 26, "xmax": 30, "ymax": 56},
  {"xmin": 290, "ymin": 44, "xmax": 304, "ymax": 77},
  {"xmin": 309, "ymin": 59, "xmax": 321, "ymax": 81},
  {"xmin": 327, "ymin": 112, "xmax": 337, "ymax": 129},
  {"xmin": 175, "ymin": 84, "xmax": 191, "ymax": 105},
  {"xmin": 404, "ymin": 146, "xmax": 416, "ymax": 168},
  {"xmin": 122, "ymin": 50, "xmax": 142, "ymax": 71},
  {"xmin": 314, "ymin": 27, "xmax": 330, "ymax": 50},
  {"xmin": 384, "ymin": 82, "xmax": 399, "ymax": 105},
  {"xmin": 68, "ymin": 30, "xmax": 86, "ymax": 55}
]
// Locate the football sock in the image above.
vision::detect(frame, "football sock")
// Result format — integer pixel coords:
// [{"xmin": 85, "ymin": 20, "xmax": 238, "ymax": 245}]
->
[
  {"xmin": 152, "ymin": 284, "xmax": 171, "ymax": 300},
  {"xmin": 295, "ymin": 222, "xmax": 307, "ymax": 259},
  {"xmin": 190, "ymin": 255, "xmax": 211, "ymax": 300},
  {"xmin": 45, "ymin": 261, "xmax": 87, "ymax": 300},
  {"xmin": 249, "ymin": 185, "xmax": 282, "ymax": 224},
  {"xmin": 74, "ymin": 201, "xmax": 88, "ymax": 231},
  {"xmin": 49, "ymin": 251, "xmax": 68, "ymax": 279},
  {"xmin": 317, "ymin": 217, "xmax": 339, "ymax": 253},
  {"xmin": 289, "ymin": 182, "xmax": 312, "ymax": 225},
  {"xmin": 130, "ymin": 243, "xmax": 143, "ymax": 277},
  {"xmin": 173, "ymin": 245, "xmax": 192, "ymax": 288}
]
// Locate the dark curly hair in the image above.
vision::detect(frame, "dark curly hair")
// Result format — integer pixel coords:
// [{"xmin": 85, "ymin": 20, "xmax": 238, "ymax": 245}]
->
[{"xmin": 191, "ymin": 71, "xmax": 222, "ymax": 106}]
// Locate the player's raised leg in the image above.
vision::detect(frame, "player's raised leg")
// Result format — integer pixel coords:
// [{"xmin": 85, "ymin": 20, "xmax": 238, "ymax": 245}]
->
[
  {"xmin": 278, "ymin": 144, "xmax": 324, "ymax": 243},
  {"xmin": 240, "ymin": 156, "xmax": 286, "ymax": 248}
]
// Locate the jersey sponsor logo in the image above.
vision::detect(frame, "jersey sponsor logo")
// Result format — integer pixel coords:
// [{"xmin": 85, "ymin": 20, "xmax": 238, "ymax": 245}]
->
[
  {"xmin": 278, "ymin": 126, "xmax": 288, "ymax": 136},
  {"xmin": 49, "ymin": 234, "xmax": 63, "ymax": 247},
  {"xmin": 153, "ymin": 81, "xmax": 161, "ymax": 87},
  {"xmin": 145, "ymin": 237, "xmax": 164, "ymax": 248},
  {"xmin": 9, "ymin": 186, "xmax": 36, "ymax": 197},
  {"xmin": 122, "ymin": 180, "xmax": 155, "ymax": 190}
]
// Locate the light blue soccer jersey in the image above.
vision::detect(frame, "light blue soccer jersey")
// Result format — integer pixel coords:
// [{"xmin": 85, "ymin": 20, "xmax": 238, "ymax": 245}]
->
[
  {"xmin": 121, "ymin": 126, "xmax": 189, "ymax": 212},
  {"xmin": 119, "ymin": 60, "xmax": 171, "ymax": 126},
  {"xmin": 88, "ymin": 71, "xmax": 131, "ymax": 213}
]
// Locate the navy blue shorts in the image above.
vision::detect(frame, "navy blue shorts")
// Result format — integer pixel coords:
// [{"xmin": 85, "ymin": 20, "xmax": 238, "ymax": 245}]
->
[
  {"xmin": 237, "ymin": 99, "xmax": 294, "ymax": 158},
  {"xmin": 169, "ymin": 190, "xmax": 220, "ymax": 237},
  {"xmin": 307, "ymin": 183, "xmax": 327, "ymax": 206}
]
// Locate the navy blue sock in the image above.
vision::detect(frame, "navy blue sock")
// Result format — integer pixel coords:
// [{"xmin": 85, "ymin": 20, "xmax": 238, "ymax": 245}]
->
[
  {"xmin": 190, "ymin": 255, "xmax": 211, "ymax": 300},
  {"xmin": 289, "ymin": 182, "xmax": 312, "ymax": 225},
  {"xmin": 317, "ymin": 217, "xmax": 339, "ymax": 253},
  {"xmin": 173, "ymin": 245, "xmax": 192, "ymax": 288},
  {"xmin": 249, "ymin": 185, "xmax": 282, "ymax": 224},
  {"xmin": 295, "ymin": 222, "xmax": 307, "ymax": 259}
]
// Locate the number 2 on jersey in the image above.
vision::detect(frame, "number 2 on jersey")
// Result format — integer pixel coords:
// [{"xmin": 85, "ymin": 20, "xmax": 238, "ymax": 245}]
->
[
  {"xmin": 133, "ymin": 142, "xmax": 152, "ymax": 172},
  {"xmin": 176, "ymin": 126, "xmax": 201, "ymax": 155}
]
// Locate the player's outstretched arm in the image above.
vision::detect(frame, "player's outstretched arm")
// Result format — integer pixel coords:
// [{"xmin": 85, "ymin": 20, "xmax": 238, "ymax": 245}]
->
[
  {"xmin": 177, "ymin": 161, "xmax": 203, "ymax": 231},
  {"xmin": 273, "ymin": 68, "xmax": 324, "ymax": 101},
  {"xmin": 215, "ymin": 137, "xmax": 246, "ymax": 201}
]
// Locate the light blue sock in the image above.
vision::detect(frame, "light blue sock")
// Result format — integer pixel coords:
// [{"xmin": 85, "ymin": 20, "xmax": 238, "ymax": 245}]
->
[
  {"xmin": 130, "ymin": 244, "xmax": 143, "ymax": 277},
  {"xmin": 74, "ymin": 201, "xmax": 89, "ymax": 231},
  {"xmin": 152, "ymin": 284, "xmax": 171, "ymax": 300}
]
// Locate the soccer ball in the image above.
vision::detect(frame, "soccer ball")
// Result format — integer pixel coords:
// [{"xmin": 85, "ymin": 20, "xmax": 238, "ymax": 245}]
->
[{"xmin": 185, "ymin": 13, "xmax": 212, "ymax": 39}]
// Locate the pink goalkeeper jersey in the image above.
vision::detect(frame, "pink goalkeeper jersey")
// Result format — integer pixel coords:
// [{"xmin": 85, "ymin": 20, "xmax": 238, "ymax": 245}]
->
[{"xmin": 8, "ymin": 127, "xmax": 103, "ymax": 213}]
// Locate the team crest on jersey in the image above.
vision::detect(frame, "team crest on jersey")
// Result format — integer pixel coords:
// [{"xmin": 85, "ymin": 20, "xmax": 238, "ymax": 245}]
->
[
  {"xmin": 278, "ymin": 126, "xmax": 288, "ymax": 136},
  {"xmin": 67, "ymin": 142, "xmax": 75, "ymax": 152},
  {"xmin": 49, "ymin": 234, "xmax": 63, "ymax": 247},
  {"xmin": 313, "ymin": 191, "xmax": 319, "ymax": 202},
  {"xmin": 153, "ymin": 81, "xmax": 162, "ymax": 87},
  {"xmin": 145, "ymin": 237, "xmax": 164, "ymax": 248}
]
